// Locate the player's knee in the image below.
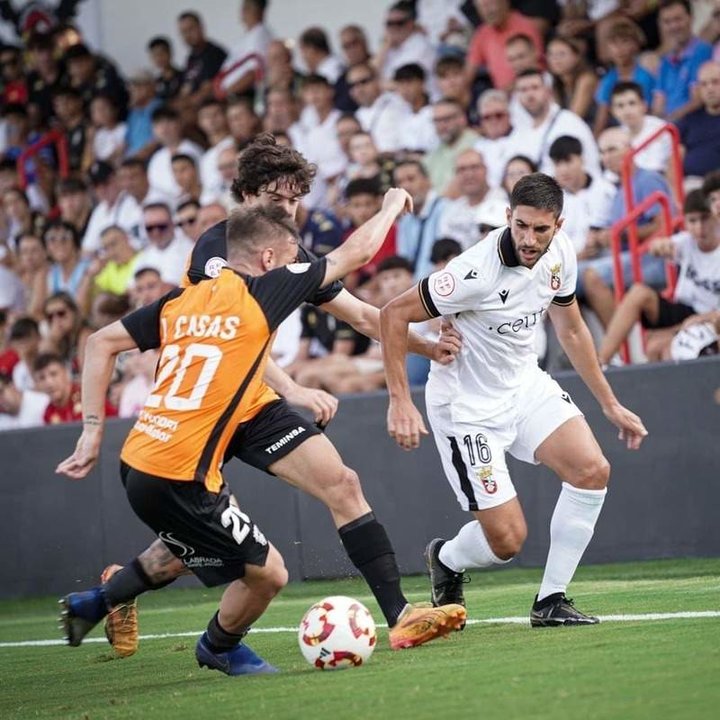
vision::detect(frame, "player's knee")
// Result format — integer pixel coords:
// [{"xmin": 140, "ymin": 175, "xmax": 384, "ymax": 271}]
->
[
  {"xmin": 259, "ymin": 556, "xmax": 289, "ymax": 598},
  {"xmin": 486, "ymin": 522, "xmax": 527, "ymax": 560},
  {"xmin": 574, "ymin": 455, "xmax": 611, "ymax": 490},
  {"xmin": 324, "ymin": 466, "xmax": 365, "ymax": 512}
]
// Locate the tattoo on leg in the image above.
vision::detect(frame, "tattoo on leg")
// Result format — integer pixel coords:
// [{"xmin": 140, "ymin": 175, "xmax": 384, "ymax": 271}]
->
[{"xmin": 139, "ymin": 540, "xmax": 188, "ymax": 582}]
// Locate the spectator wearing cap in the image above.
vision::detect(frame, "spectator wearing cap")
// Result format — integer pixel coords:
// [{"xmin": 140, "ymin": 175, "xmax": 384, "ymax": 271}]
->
[
  {"xmin": 677, "ymin": 61, "xmax": 720, "ymax": 181},
  {"xmin": 89, "ymin": 93, "xmax": 126, "ymax": 164},
  {"xmin": 57, "ymin": 178, "xmax": 92, "ymax": 239},
  {"xmin": 52, "ymin": 87, "xmax": 92, "ymax": 173},
  {"xmin": 466, "ymin": 0, "xmax": 543, "ymax": 91},
  {"xmin": 437, "ymin": 148, "xmax": 508, "ymax": 250},
  {"xmin": 217, "ymin": 0, "xmax": 272, "ymax": 99},
  {"xmin": 424, "ymin": 97, "xmax": 479, "ymax": 195},
  {"xmin": 335, "ymin": 25, "xmax": 371, "ymax": 112},
  {"xmin": 548, "ymin": 135, "xmax": 615, "ymax": 257},
  {"xmin": 652, "ymin": 0, "xmax": 713, "ymax": 121},
  {"xmin": 375, "ymin": 1, "xmax": 436, "ymax": 88},
  {"xmin": 474, "ymin": 90, "xmax": 515, "ymax": 188},
  {"xmin": 393, "ymin": 63, "xmax": 438, "ymax": 153},
  {"xmin": 0, "ymin": 370, "xmax": 49, "ymax": 431},
  {"xmin": 298, "ymin": 27, "xmax": 344, "ymax": 85},
  {"xmin": 135, "ymin": 202, "xmax": 193, "ymax": 286},
  {"xmin": 147, "ymin": 105, "xmax": 202, "ymax": 200},
  {"xmin": 197, "ymin": 99, "xmax": 235, "ymax": 204},
  {"xmin": 63, "ymin": 43, "xmax": 128, "ymax": 117},
  {"xmin": 295, "ymin": 75, "xmax": 346, "ymax": 210},
  {"xmin": 177, "ymin": 11, "xmax": 227, "ymax": 107},
  {"xmin": 346, "ymin": 62, "xmax": 411, "ymax": 153},
  {"xmin": 86, "ymin": 225, "xmax": 139, "ymax": 297},
  {"xmin": 147, "ymin": 36, "xmax": 184, "ymax": 102},
  {"xmin": 82, "ymin": 161, "xmax": 143, "ymax": 254},
  {"xmin": 125, "ymin": 68, "xmax": 162, "ymax": 159},
  {"xmin": 393, "ymin": 159, "xmax": 447, "ymax": 280}
]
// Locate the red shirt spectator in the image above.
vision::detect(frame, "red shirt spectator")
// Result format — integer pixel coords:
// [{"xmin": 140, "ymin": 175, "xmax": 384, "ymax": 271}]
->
[{"xmin": 467, "ymin": 3, "xmax": 543, "ymax": 90}]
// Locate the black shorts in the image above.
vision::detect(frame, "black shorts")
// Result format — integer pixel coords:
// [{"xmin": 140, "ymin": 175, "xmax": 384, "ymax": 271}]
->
[
  {"xmin": 121, "ymin": 463, "xmax": 270, "ymax": 587},
  {"xmin": 224, "ymin": 398, "xmax": 322, "ymax": 473},
  {"xmin": 641, "ymin": 293, "xmax": 695, "ymax": 329}
]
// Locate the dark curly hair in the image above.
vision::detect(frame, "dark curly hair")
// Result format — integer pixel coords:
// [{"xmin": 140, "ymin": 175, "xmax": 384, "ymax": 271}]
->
[{"xmin": 231, "ymin": 132, "xmax": 317, "ymax": 203}]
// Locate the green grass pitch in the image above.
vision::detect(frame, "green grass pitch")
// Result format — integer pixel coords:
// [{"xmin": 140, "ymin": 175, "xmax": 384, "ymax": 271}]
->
[{"xmin": 2, "ymin": 558, "xmax": 719, "ymax": 720}]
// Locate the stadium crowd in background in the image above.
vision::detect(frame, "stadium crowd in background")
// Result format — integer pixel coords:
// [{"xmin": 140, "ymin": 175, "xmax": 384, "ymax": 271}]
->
[{"xmin": 1, "ymin": 0, "xmax": 720, "ymax": 429}]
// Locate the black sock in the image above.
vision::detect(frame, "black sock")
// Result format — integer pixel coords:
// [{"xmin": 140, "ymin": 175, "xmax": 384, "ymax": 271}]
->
[
  {"xmin": 205, "ymin": 612, "xmax": 248, "ymax": 653},
  {"xmin": 338, "ymin": 512, "xmax": 408, "ymax": 627},
  {"xmin": 103, "ymin": 558, "xmax": 175, "ymax": 606}
]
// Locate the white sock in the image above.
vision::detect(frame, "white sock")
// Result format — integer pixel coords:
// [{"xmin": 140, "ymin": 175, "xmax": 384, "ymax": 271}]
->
[
  {"xmin": 438, "ymin": 520, "xmax": 510, "ymax": 573},
  {"xmin": 537, "ymin": 482, "xmax": 607, "ymax": 602}
]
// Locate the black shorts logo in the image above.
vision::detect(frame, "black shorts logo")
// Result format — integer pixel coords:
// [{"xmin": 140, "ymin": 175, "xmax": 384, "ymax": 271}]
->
[{"xmin": 264, "ymin": 425, "xmax": 306, "ymax": 454}]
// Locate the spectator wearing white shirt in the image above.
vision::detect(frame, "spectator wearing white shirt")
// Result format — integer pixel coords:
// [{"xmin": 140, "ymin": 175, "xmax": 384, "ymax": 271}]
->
[
  {"xmin": 416, "ymin": 0, "xmax": 470, "ymax": 49},
  {"xmin": 211, "ymin": 146, "xmax": 240, "ymax": 211},
  {"xmin": 0, "ymin": 372, "xmax": 49, "ymax": 430},
  {"xmin": 376, "ymin": 1, "xmax": 436, "ymax": 88},
  {"xmin": 609, "ymin": 81, "xmax": 671, "ymax": 176},
  {"xmin": 82, "ymin": 161, "xmax": 143, "ymax": 255},
  {"xmin": 263, "ymin": 87, "xmax": 304, "ymax": 147},
  {"xmin": 298, "ymin": 27, "xmax": 344, "ymax": 84},
  {"xmin": 217, "ymin": 0, "xmax": 271, "ymax": 99},
  {"xmin": 7, "ymin": 317, "xmax": 41, "ymax": 392},
  {"xmin": 171, "ymin": 154, "xmax": 203, "ymax": 203},
  {"xmin": 197, "ymin": 99, "xmax": 235, "ymax": 204},
  {"xmin": 347, "ymin": 62, "xmax": 411, "ymax": 153},
  {"xmin": 392, "ymin": 63, "xmax": 439, "ymax": 153},
  {"xmin": 135, "ymin": 203, "xmax": 194, "ymax": 286},
  {"xmin": 510, "ymin": 68, "xmax": 601, "ymax": 178},
  {"xmin": 474, "ymin": 89, "xmax": 515, "ymax": 188},
  {"xmin": 89, "ymin": 94, "xmax": 126, "ymax": 165},
  {"xmin": 147, "ymin": 105, "xmax": 202, "ymax": 201},
  {"xmin": 549, "ymin": 135, "xmax": 616, "ymax": 256},
  {"xmin": 505, "ymin": 33, "xmax": 554, "ymax": 130},
  {"xmin": 438, "ymin": 148, "xmax": 509, "ymax": 250},
  {"xmin": 118, "ymin": 158, "xmax": 174, "ymax": 215}
]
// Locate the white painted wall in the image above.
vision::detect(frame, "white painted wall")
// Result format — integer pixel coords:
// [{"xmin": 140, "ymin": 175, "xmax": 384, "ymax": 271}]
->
[{"xmin": 71, "ymin": 0, "xmax": 390, "ymax": 75}]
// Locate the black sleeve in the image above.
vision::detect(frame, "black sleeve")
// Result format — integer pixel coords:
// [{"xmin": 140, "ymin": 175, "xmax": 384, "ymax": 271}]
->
[
  {"xmin": 121, "ymin": 288, "xmax": 183, "ymax": 351},
  {"xmin": 186, "ymin": 220, "xmax": 228, "ymax": 284},
  {"xmin": 297, "ymin": 245, "xmax": 344, "ymax": 306},
  {"xmin": 247, "ymin": 259, "xmax": 327, "ymax": 333}
]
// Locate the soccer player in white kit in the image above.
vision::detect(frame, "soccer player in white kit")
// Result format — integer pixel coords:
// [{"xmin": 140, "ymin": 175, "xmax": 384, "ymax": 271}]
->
[{"xmin": 379, "ymin": 173, "xmax": 648, "ymax": 626}]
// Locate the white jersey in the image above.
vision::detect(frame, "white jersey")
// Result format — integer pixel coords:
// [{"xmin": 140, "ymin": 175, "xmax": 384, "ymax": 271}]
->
[
  {"xmin": 421, "ymin": 226, "xmax": 577, "ymax": 419},
  {"xmin": 672, "ymin": 232, "xmax": 720, "ymax": 313}
]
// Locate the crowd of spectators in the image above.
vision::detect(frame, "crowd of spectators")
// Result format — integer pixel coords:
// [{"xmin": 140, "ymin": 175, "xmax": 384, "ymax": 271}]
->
[{"xmin": 1, "ymin": 0, "xmax": 720, "ymax": 430}]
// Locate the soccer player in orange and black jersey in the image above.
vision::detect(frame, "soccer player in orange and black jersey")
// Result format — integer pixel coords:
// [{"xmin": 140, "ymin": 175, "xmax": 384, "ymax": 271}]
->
[{"xmin": 57, "ymin": 194, "xmax": 466, "ymax": 675}]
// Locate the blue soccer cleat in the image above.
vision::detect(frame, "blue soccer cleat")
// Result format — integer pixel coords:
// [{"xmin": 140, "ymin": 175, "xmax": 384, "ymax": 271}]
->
[
  {"xmin": 195, "ymin": 632, "xmax": 278, "ymax": 676},
  {"xmin": 59, "ymin": 587, "xmax": 109, "ymax": 647}
]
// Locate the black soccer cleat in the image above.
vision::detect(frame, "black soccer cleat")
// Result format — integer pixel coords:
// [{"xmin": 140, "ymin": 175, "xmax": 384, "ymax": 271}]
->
[
  {"xmin": 424, "ymin": 538, "xmax": 469, "ymax": 611},
  {"xmin": 530, "ymin": 593, "xmax": 599, "ymax": 627}
]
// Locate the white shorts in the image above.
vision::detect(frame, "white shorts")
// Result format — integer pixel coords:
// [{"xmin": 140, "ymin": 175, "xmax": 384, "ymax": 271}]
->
[{"xmin": 426, "ymin": 367, "xmax": 583, "ymax": 512}]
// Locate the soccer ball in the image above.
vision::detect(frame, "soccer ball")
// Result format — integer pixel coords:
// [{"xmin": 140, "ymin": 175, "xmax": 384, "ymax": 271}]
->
[{"xmin": 298, "ymin": 595, "xmax": 377, "ymax": 670}]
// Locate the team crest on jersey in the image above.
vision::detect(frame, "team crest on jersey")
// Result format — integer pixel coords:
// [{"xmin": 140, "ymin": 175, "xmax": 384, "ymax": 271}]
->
[
  {"xmin": 477, "ymin": 466, "xmax": 497, "ymax": 494},
  {"xmin": 205, "ymin": 256, "xmax": 228, "ymax": 278},
  {"xmin": 550, "ymin": 263, "xmax": 562, "ymax": 291},
  {"xmin": 433, "ymin": 272, "xmax": 456, "ymax": 297}
]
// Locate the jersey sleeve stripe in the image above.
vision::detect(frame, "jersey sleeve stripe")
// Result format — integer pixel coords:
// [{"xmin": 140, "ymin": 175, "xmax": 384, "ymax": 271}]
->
[
  {"xmin": 194, "ymin": 337, "xmax": 271, "ymax": 484},
  {"xmin": 552, "ymin": 293, "xmax": 576, "ymax": 306},
  {"xmin": 419, "ymin": 277, "xmax": 441, "ymax": 318}
]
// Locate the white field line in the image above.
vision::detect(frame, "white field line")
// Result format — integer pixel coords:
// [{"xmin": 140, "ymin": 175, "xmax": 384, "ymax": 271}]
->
[{"xmin": 1, "ymin": 610, "xmax": 719, "ymax": 649}]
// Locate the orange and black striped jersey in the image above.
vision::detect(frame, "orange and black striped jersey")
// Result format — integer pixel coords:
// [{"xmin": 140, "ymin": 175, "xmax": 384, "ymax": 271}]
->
[{"xmin": 119, "ymin": 261, "xmax": 326, "ymax": 492}]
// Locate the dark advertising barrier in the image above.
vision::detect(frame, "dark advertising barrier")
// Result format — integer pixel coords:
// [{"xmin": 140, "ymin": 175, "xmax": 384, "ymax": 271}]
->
[{"xmin": 0, "ymin": 357, "xmax": 718, "ymax": 599}]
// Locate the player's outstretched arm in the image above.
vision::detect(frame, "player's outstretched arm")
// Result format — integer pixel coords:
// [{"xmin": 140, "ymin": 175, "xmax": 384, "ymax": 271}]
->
[
  {"xmin": 548, "ymin": 301, "xmax": 648, "ymax": 450},
  {"xmin": 380, "ymin": 285, "xmax": 435, "ymax": 450},
  {"xmin": 56, "ymin": 321, "xmax": 138, "ymax": 480},
  {"xmin": 321, "ymin": 289, "xmax": 462, "ymax": 363},
  {"xmin": 321, "ymin": 188, "xmax": 412, "ymax": 287},
  {"xmin": 263, "ymin": 357, "xmax": 338, "ymax": 427}
]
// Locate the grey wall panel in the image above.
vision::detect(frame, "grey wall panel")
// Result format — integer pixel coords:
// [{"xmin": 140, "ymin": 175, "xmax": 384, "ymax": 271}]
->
[{"xmin": 1, "ymin": 356, "xmax": 718, "ymax": 599}]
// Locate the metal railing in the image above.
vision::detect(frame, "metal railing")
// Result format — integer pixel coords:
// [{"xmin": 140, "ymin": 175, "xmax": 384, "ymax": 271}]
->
[{"xmin": 17, "ymin": 129, "xmax": 69, "ymax": 189}]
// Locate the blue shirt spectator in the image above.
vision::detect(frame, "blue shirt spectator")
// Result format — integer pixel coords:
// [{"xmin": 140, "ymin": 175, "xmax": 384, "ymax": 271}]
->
[
  {"xmin": 125, "ymin": 71, "xmax": 162, "ymax": 157},
  {"xmin": 396, "ymin": 191, "xmax": 446, "ymax": 280},
  {"xmin": 595, "ymin": 64, "xmax": 656, "ymax": 107},
  {"xmin": 608, "ymin": 167, "xmax": 672, "ymax": 227}
]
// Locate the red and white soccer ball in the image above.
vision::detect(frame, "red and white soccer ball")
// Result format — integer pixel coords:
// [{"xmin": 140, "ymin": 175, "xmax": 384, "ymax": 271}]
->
[{"xmin": 298, "ymin": 595, "xmax": 377, "ymax": 670}]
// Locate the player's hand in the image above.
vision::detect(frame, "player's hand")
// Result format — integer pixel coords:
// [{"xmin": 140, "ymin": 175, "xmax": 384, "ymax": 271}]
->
[
  {"xmin": 387, "ymin": 397, "xmax": 428, "ymax": 451},
  {"xmin": 603, "ymin": 402, "xmax": 648, "ymax": 450},
  {"xmin": 284, "ymin": 384, "xmax": 339, "ymax": 428},
  {"xmin": 55, "ymin": 428, "xmax": 103, "ymax": 480},
  {"xmin": 382, "ymin": 187, "xmax": 413, "ymax": 217},
  {"xmin": 432, "ymin": 321, "xmax": 462, "ymax": 364}
]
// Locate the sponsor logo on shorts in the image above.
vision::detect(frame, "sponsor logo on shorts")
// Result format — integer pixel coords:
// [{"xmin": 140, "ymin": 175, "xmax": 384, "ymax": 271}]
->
[
  {"xmin": 477, "ymin": 466, "xmax": 497, "ymax": 494},
  {"xmin": 184, "ymin": 556, "xmax": 224, "ymax": 568},
  {"xmin": 204, "ymin": 256, "xmax": 228, "ymax": 278},
  {"xmin": 264, "ymin": 425, "xmax": 306, "ymax": 454},
  {"xmin": 550, "ymin": 263, "xmax": 561, "ymax": 291},
  {"xmin": 433, "ymin": 272, "xmax": 456, "ymax": 297},
  {"xmin": 158, "ymin": 531, "xmax": 195, "ymax": 558}
]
